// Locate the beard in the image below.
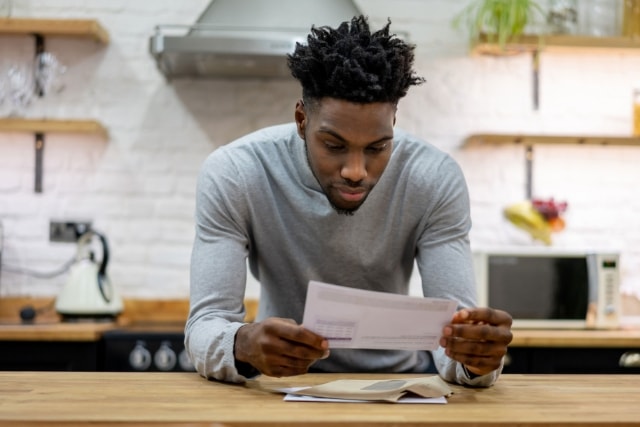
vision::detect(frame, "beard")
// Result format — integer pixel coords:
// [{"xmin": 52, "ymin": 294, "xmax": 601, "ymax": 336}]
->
[{"xmin": 330, "ymin": 201, "xmax": 358, "ymax": 216}]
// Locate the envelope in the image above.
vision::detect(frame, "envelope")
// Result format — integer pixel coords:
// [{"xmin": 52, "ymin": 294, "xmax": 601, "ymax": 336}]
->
[{"xmin": 286, "ymin": 376, "xmax": 453, "ymax": 403}]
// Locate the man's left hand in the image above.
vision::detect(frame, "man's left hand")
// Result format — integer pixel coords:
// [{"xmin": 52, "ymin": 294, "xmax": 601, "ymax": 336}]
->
[{"xmin": 439, "ymin": 307, "xmax": 513, "ymax": 376}]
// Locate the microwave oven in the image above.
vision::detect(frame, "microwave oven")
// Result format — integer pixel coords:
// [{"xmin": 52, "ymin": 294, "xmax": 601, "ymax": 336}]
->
[{"xmin": 472, "ymin": 248, "xmax": 621, "ymax": 329}]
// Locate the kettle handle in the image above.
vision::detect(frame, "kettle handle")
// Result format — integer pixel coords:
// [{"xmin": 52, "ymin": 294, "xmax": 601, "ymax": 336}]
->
[
  {"xmin": 94, "ymin": 230, "xmax": 111, "ymax": 303},
  {"xmin": 94, "ymin": 231, "xmax": 109, "ymax": 278},
  {"xmin": 76, "ymin": 230, "xmax": 111, "ymax": 303}
]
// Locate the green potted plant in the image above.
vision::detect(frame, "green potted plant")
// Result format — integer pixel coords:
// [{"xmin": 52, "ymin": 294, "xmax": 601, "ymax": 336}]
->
[{"xmin": 453, "ymin": 0, "xmax": 545, "ymax": 53}]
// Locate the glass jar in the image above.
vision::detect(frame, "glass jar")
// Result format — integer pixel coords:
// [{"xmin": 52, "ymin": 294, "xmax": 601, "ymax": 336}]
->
[
  {"xmin": 580, "ymin": 0, "xmax": 622, "ymax": 36},
  {"xmin": 548, "ymin": 0, "xmax": 579, "ymax": 34},
  {"xmin": 623, "ymin": 0, "xmax": 640, "ymax": 37}
]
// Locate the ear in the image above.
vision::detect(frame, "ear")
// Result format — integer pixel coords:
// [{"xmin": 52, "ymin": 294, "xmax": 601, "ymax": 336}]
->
[{"xmin": 294, "ymin": 100, "xmax": 306, "ymax": 139}]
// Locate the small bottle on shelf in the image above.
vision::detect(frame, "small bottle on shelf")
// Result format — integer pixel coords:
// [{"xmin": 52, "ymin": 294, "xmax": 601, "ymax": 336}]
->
[{"xmin": 623, "ymin": 0, "xmax": 640, "ymax": 37}]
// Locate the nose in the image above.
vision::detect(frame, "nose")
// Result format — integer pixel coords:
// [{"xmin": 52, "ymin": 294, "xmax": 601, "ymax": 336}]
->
[{"xmin": 341, "ymin": 151, "xmax": 367, "ymax": 183}]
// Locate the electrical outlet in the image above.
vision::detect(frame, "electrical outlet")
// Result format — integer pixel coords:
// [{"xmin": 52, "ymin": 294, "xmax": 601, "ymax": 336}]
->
[{"xmin": 49, "ymin": 220, "xmax": 92, "ymax": 243}]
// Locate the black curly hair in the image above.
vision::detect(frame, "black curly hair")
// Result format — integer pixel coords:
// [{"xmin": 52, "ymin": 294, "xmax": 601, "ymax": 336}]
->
[{"xmin": 287, "ymin": 15, "xmax": 424, "ymax": 108}]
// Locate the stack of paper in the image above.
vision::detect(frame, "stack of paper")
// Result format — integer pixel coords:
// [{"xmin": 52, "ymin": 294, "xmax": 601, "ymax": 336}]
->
[{"xmin": 280, "ymin": 376, "xmax": 453, "ymax": 404}]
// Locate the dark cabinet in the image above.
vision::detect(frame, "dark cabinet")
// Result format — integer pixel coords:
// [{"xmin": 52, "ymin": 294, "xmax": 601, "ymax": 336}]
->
[
  {"xmin": 0, "ymin": 340, "xmax": 101, "ymax": 371},
  {"xmin": 504, "ymin": 346, "xmax": 640, "ymax": 374}
]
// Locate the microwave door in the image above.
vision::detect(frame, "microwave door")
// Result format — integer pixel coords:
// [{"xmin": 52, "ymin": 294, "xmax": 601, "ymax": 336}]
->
[{"xmin": 486, "ymin": 255, "xmax": 589, "ymax": 329}]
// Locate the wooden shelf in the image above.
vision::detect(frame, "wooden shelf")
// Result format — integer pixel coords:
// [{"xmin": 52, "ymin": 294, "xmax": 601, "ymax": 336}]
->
[
  {"xmin": 0, "ymin": 118, "xmax": 108, "ymax": 192},
  {"xmin": 473, "ymin": 34, "xmax": 640, "ymax": 55},
  {"xmin": 0, "ymin": 18, "xmax": 109, "ymax": 43},
  {"xmin": 0, "ymin": 18, "xmax": 109, "ymax": 194},
  {"xmin": 465, "ymin": 133, "xmax": 640, "ymax": 147},
  {"xmin": 0, "ymin": 118, "xmax": 108, "ymax": 138}
]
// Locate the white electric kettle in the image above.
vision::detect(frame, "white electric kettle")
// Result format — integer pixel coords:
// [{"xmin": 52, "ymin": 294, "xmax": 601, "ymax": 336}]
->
[{"xmin": 55, "ymin": 230, "xmax": 123, "ymax": 320}]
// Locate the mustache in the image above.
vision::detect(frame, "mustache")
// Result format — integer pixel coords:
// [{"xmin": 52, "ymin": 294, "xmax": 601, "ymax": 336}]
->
[{"xmin": 342, "ymin": 179, "xmax": 363, "ymax": 188}]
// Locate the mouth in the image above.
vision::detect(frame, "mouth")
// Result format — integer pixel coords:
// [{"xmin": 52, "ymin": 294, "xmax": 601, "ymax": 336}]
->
[{"xmin": 335, "ymin": 186, "xmax": 367, "ymax": 203}]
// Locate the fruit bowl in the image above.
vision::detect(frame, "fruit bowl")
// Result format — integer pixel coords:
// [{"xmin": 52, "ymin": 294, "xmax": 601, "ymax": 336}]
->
[{"xmin": 503, "ymin": 197, "xmax": 568, "ymax": 245}]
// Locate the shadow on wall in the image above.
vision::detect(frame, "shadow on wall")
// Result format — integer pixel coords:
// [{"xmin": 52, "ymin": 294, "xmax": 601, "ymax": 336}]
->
[{"xmin": 169, "ymin": 78, "xmax": 301, "ymax": 147}]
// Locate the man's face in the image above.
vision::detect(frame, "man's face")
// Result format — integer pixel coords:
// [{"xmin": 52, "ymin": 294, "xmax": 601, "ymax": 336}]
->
[{"xmin": 295, "ymin": 98, "xmax": 396, "ymax": 215}]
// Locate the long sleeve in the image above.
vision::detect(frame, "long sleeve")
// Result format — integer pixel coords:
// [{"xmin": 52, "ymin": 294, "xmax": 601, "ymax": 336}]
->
[
  {"xmin": 414, "ymin": 155, "xmax": 502, "ymax": 387},
  {"xmin": 185, "ymin": 149, "xmax": 253, "ymax": 383}
]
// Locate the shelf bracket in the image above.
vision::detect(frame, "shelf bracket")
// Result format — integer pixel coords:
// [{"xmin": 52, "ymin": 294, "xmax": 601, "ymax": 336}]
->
[
  {"xmin": 31, "ymin": 35, "xmax": 47, "ymax": 192},
  {"xmin": 525, "ymin": 144, "xmax": 534, "ymax": 200},
  {"xmin": 532, "ymin": 49, "xmax": 540, "ymax": 110},
  {"xmin": 34, "ymin": 33, "xmax": 45, "ymax": 97},
  {"xmin": 34, "ymin": 132, "xmax": 45, "ymax": 193}
]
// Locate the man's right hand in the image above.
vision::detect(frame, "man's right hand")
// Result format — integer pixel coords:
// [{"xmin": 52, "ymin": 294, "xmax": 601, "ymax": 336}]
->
[{"xmin": 234, "ymin": 317, "xmax": 329, "ymax": 377}]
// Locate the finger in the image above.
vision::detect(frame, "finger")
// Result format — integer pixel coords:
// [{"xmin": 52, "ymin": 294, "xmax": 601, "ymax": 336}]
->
[
  {"xmin": 263, "ymin": 318, "xmax": 329, "ymax": 367},
  {"xmin": 263, "ymin": 362, "xmax": 313, "ymax": 378},
  {"xmin": 443, "ymin": 322, "xmax": 513, "ymax": 345},
  {"xmin": 266, "ymin": 319, "xmax": 328, "ymax": 351},
  {"xmin": 250, "ymin": 339, "xmax": 321, "ymax": 377},
  {"xmin": 276, "ymin": 335, "xmax": 329, "ymax": 363},
  {"xmin": 447, "ymin": 350, "xmax": 504, "ymax": 374},
  {"xmin": 443, "ymin": 338, "xmax": 508, "ymax": 374},
  {"xmin": 260, "ymin": 351, "xmax": 324, "ymax": 378},
  {"xmin": 452, "ymin": 307, "xmax": 513, "ymax": 327},
  {"xmin": 443, "ymin": 334, "xmax": 509, "ymax": 357}
]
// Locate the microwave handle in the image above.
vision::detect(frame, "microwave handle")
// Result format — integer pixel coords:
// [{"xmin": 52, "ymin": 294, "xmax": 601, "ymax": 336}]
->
[{"xmin": 619, "ymin": 352, "xmax": 640, "ymax": 368}]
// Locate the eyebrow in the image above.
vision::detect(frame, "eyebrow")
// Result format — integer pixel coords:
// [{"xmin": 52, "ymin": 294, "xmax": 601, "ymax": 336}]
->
[{"xmin": 318, "ymin": 127, "xmax": 393, "ymax": 145}]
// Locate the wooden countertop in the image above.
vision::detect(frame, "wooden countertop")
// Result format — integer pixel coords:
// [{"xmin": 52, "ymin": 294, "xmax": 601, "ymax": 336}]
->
[
  {"xmin": 0, "ymin": 320, "xmax": 117, "ymax": 341},
  {"xmin": 0, "ymin": 372, "xmax": 637, "ymax": 426},
  {"xmin": 0, "ymin": 297, "xmax": 189, "ymax": 341},
  {"xmin": 1, "ymin": 322, "xmax": 640, "ymax": 346},
  {"xmin": 0, "ymin": 297, "xmax": 257, "ymax": 341},
  {"xmin": 1, "ymin": 297, "xmax": 639, "ymax": 346},
  {"xmin": 510, "ymin": 328, "xmax": 640, "ymax": 347}
]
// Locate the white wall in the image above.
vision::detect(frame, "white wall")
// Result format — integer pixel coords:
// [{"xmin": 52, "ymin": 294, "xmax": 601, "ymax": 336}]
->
[{"xmin": 1, "ymin": 0, "xmax": 639, "ymax": 307}]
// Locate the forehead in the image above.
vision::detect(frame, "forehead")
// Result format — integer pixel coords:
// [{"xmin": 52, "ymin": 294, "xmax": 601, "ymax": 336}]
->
[{"xmin": 309, "ymin": 98, "xmax": 396, "ymax": 140}]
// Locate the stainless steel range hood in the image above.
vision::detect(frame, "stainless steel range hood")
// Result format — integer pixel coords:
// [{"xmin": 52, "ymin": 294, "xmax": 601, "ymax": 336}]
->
[{"xmin": 149, "ymin": 0, "xmax": 362, "ymax": 79}]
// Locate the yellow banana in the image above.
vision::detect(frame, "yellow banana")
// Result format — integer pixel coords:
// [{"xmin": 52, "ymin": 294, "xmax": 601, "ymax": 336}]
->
[{"xmin": 504, "ymin": 200, "xmax": 552, "ymax": 245}]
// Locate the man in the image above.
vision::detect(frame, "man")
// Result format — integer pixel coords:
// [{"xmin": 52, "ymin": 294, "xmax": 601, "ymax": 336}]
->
[{"xmin": 186, "ymin": 15, "xmax": 512, "ymax": 387}]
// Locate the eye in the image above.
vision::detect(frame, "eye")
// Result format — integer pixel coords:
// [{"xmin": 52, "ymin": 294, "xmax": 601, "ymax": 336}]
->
[
  {"xmin": 324, "ymin": 142, "xmax": 346, "ymax": 152},
  {"xmin": 366, "ymin": 143, "xmax": 388, "ymax": 154}
]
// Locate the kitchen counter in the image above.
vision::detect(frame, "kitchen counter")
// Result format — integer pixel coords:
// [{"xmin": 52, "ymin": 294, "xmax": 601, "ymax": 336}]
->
[
  {"xmin": 0, "ymin": 297, "xmax": 257, "ymax": 342},
  {"xmin": 0, "ymin": 320, "xmax": 117, "ymax": 341},
  {"xmin": 0, "ymin": 297, "xmax": 191, "ymax": 341},
  {"xmin": 1, "ymin": 297, "xmax": 639, "ymax": 373},
  {"xmin": 0, "ymin": 372, "xmax": 638, "ymax": 426},
  {"xmin": 2, "ymin": 296, "xmax": 639, "ymax": 345},
  {"xmin": 2, "ymin": 320, "xmax": 639, "ymax": 345},
  {"xmin": 510, "ymin": 328, "xmax": 640, "ymax": 347}
]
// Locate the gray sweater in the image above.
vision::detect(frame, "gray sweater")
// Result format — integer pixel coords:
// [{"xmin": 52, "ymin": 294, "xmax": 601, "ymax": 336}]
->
[{"xmin": 187, "ymin": 123, "xmax": 500, "ymax": 386}]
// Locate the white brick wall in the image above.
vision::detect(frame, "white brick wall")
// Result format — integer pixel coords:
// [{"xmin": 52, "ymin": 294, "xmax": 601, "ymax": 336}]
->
[{"xmin": 1, "ymin": 0, "xmax": 639, "ymax": 308}]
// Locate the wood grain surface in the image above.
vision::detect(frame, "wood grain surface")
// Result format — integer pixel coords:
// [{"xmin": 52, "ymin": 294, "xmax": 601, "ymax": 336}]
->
[
  {"xmin": 0, "ymin": 18, "xmax": 109, "ymax": 43},
  {"xmin": 0, "ymin": 372, "xmax": 638, "ymax": 427},
  {"xmin": 0, "ymin": 298, "xmax": 259, "ymax": 341},
  {"xmin": 510, "ymin": 328, "xmax": 640, "ymax": 347},
  {"xmin": 1, "ymin": 297, "xmax": 638, "ymax": 345}
]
